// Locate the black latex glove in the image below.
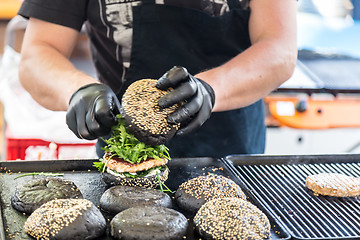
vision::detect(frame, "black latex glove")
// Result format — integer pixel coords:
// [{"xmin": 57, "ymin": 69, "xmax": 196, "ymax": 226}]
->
[
  {"xmin": 66, "ymin": 83, "xmax": 121, "ymax": 140},
  {"xmin": 156, "ymin": 66, "xmax": 215, "ymax": 136}
]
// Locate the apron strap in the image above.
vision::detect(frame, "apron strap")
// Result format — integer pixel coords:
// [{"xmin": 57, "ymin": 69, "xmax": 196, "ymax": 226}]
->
[
  {"xmin": 227, "ymin": 0, "xmax": 245, "ymax": 10},
  {"xmin": 142, "ymin": 0, "xmax": 155, "ymax": 4}
]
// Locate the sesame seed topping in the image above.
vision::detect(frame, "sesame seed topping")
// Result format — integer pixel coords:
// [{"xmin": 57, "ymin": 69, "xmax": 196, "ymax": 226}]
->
[
  {"xmin": 178, "ymin": 174, "xmax": 246, "ymax": 201},
  {"xmin": 24, "ymin": 199, "xmax": 93, "ymax": 240},
  {"xmin": 122, "ymin": 79, "xmax": 181, "ymax": 138},
  {"xmin": 194, "ymin": 197, "xmax": 271, "ymax": 240}
]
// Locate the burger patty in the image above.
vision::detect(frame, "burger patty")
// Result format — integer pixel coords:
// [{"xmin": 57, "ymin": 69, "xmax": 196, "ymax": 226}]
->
[
  {"xmin": 305, "ymin": 172, "xmax": 360, "ymax": 197},
  {"xmin": 104, "ymin": 153, "xmax": 168, "ymax": 173}
]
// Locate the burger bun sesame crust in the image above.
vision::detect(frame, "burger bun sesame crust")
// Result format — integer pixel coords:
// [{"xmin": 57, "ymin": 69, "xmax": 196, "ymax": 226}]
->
[
  {"xmin": 175, "ymin": 174, "xmax": 246, "ymax": 214},
  {"xmin": 194, "ymin": 198, "xmax": 271, "ymax": 240},
  {"xmin": 110, "ymin": 206, "xmax": 188, "ymax": 240},
  {"xmin": 121, "ymin": 79, "xmax": 180, "ymax": 146},
  {"xmin": 24, "ymin": 199, "xmax": 106, "ymax": 240},
  {"xmin": 100, "ymin": 185, "xmax": 172, "ymax": 215},
  {"xmin": 11, "ymin": 178, "xmax": 83, "ymax": 214},
  {"xmin": 101, "ymin": 166, "xmax": 169, "ymax": 189}
]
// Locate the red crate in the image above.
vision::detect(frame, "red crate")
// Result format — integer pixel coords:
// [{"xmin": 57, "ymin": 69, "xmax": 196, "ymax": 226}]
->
[{"xmin": 6, "ymin": 138, "xmax": 96, "ymax": 160}]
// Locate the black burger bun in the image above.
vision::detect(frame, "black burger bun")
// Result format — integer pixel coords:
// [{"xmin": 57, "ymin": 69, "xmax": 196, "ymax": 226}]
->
[
  {"xmin": 24, "ymin": 199, "xmax": 106, "ymax": 240},
  {"xmin": 11, "ymin": 178, "xmax": 83, "ymax": 214},
  {"xmin": 121, "ymin": 79, "xmax": 181, "ymax": 145},
  {"xmin": 101, "ymin": 166, "xmax": 169, "ymax": 188},
  {"xmin": 175, "ymin": 174, "xmax": 246, "ymax": 214},
  {"xmin": 100, "ymin": 185, "xmax": 172, "ymax": 215},
  {"xmin": 110, "ymin": 206, "xmax": 188, "ymax": 240},
  {"xmin": 194, "ymin": 197, "xmax": 271, "ymax": 240}
]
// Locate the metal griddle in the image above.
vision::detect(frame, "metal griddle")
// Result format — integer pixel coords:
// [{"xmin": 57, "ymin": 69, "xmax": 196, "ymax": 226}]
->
[
  {"xmin": 224, "ymin": 154, "xmax": 360, "ymax": 240},
  {"xmin": 0, "ymin": 157, "xmax": 289, "ymax": 240}
]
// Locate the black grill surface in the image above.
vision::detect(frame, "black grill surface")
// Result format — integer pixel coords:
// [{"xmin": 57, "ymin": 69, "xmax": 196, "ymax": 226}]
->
[
  {"xmin": 224, "ymin": 154, "xmax": 360, "ymax": 240},
  {"xmin": 0, "ymin": 158, "xmax": 290, "ymax": 240}
]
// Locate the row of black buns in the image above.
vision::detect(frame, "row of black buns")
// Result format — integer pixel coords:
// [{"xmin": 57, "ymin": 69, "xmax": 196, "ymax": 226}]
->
[
  {"xmin": 175, "ymin": 174, "xmax": 271, "ymax": 240},
  {"xmin": 100, "ymin": 185, "xmax": 188, "ymax": 240},
  {"xmin": 11, "ymin": 178, "xmax": 106, "ymax": 240},
  {"xmin": 11, "ymin": 175, "xmax": 270, "ymax": 240}
]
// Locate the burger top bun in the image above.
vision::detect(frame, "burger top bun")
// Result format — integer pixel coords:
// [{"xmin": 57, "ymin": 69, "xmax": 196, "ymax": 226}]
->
[{"xmin": 121, "ymin": 79, "xmax": 180, "ymax": 146}]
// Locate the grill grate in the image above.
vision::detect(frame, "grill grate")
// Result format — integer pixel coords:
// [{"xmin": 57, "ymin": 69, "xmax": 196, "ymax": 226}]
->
[{"xmin": 225, "ymin": 155, "xmax": 360, "ymax": 240}]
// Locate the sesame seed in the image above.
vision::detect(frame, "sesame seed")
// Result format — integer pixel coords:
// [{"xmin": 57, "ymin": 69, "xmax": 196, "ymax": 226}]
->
[{"xmin": 122, "ymin": 79, "xmax": 181, "ymax": 139}]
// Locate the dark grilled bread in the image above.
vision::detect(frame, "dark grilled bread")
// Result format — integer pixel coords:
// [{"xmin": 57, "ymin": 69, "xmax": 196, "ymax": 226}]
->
[
  {"xmin": 24, "ymin": 199, "xmax": 106, "ymax": 240},
  {"xmin": 121, "ymin": 79, "xmax": 180, "ymax": 145},
  {"xmin": 175, "ymin": 174, "xmax": 246, "ymax": 214},
  {"xmin": 194, "ymin": 198, "xmax": 271, "ymax": 240},
  {"xmin": 100, "ymin": 185, "xmax": 172, "ymax": 215},
  {"xmin": 11, "ymin": 178, "xmax": 83, "ymax": 214},
  {"xmin": 110, "ymin": 206, "xmax": 188, "ymax": 240}
]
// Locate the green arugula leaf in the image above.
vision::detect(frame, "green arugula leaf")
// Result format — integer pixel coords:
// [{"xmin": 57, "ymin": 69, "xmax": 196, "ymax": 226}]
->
[
  {"xmin": 14, "ymin": 172, "xmax": 64, "ymax": 180},
  {"xmin": 93, "ymin": 160, "xmax": 106, "ymax": 172},
  {"xmin": 101, "ymin": 114, "xmax": 171, "ymax": 164}
]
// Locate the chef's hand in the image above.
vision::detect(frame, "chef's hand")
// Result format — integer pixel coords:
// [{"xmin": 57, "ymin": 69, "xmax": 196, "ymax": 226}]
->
[
  {"xmin": 66, "ymin": 83, "xmax": 121, "ymax": 140},
  {"xmin": 156, "ymin": 66, "xmax": 215, "ymax": 136}
]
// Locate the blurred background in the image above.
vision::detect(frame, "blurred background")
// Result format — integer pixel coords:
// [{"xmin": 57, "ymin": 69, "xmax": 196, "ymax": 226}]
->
[{"xmin": 1, "ymin": 0, "xmax": 360, "ymax": 160}]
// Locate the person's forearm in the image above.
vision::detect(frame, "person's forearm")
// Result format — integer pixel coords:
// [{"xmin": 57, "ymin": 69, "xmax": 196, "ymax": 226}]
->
[
  {"xmin": 196, "ymin": 0, "xmax": 297, "ymax": 112},
  {"xmin": 19, "ymin": 42, "xmax": 97, "ymax": 111},
  {"xmin": 196, "ymin": 39, "xmax": 297, "ymax": 112}
]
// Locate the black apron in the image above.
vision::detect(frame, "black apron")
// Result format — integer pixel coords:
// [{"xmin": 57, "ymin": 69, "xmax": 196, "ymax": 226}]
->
[{"xmin": 97, "ymin": 0, "xmax": 266, "ymax": 158}]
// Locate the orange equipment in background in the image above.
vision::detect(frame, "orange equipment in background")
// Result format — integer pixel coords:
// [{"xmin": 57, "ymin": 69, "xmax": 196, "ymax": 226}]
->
[
  {"xmin": 265, "ymin": 95, "xmax": 360, "ymax": 129},
  {"xmin": 0, "ymin": 0, "xmax": 22, "ymax": 19}
]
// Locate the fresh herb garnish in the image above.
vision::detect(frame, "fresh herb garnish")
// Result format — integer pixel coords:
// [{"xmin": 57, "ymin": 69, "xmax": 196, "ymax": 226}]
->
[
  {"xmin": 93, "ymin": 160, "xmax": 106, "ymax": 172},
  {"xmin": 96, "ymin": 114, "xmax": 170, "ymax": 166},
  {"xmin": 14, "ymin": 172, "xmax": 64, "ymax": 180},
  {"xmin": 156, "ymin": 170, "xmax": 174, "ymax": 193},
  {"xmin": 92, "ymin": 114, "xmax": 174, "ymax": 194}
]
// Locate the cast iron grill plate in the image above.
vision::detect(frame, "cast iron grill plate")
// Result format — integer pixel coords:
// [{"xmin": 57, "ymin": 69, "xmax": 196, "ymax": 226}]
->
[{"xmin": 224, "ymin": 154, "xmax": 360, "ymax": 240}]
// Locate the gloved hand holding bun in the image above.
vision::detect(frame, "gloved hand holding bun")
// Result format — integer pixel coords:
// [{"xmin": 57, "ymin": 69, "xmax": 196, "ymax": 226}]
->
[
  {"xmin": 121, "ymin": 79, "xmax": 181, "ymax": 146},
  {"xmin": 156, "ymin": 66, "xmax": 215, "ymax": 136},
  {"xmin": 66, "ymin": 83, "xmax": 121, "ymax": 140}
]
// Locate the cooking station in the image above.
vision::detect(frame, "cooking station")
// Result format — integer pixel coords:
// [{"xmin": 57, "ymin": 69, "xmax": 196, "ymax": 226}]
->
[{"xmin": 0, "ymin": 154, "xmax": 360, "ymax": 240}]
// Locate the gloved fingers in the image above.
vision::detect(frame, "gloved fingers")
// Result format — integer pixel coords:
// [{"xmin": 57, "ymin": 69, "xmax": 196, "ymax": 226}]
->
[
  {"xmin": 85, "ymin": 108, "xmax": 103, "ymax": 138},
  {"xmin": 198, "ymin": 79, "xmax": 216, "ymax": 106},
  {"xmin": 85, "ymin": 96, "xmax": 119, "ymax": 137},
  {"xmin": 167, "ymin": 92, "xmax": 202, "ymax": 124},
  {"xmin": 94, "ymin": 96, "xmax": 120, "ymax": 127},
  {"xmin": 66, "ymin": 108, "xmax": 80, "ymax": 138},
  {"xmin": 156, "ymin": 66, "xmax": 189, "ymax": 90},
  {"xmin": 75, "ymin": 107, "xmax": 96, "ymax": 140},
  {"xmin": 176, "ymin": 104, "xmax": 212, "ymax": 136},
  {"xmin": 158, "ymin": 80, "xmax": 197, "ymax": 108},
  {"xmin": 176, "ymin": 88, "xmax": 213, "ymax": 136}
]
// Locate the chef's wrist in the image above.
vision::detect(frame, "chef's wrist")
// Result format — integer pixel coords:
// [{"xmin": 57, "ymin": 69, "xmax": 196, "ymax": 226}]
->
[{"xmin": 67, "ymin": 78, "xmax": 99, "ymax": 107}]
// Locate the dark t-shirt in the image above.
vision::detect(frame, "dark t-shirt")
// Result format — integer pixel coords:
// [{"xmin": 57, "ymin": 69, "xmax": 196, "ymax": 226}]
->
[
  {"xmin": 18, "ymin": 0, "xmax": 267, "ymax": 157},
  {"xmin": 18, "ymin": 0, "xmax": 249, "ymax": 94}
]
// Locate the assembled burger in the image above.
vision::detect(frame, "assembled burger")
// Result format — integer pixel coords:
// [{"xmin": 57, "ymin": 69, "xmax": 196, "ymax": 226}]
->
[
  {"xmin": 94, "ymin": 115, "xmax": 171, "ymax": 189},
  {"xmin": 94, "ymin": 78, "xmax": 181, "ymax": 189}
]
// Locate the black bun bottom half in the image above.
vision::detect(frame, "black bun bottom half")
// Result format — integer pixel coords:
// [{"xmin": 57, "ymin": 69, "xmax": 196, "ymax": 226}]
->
[
  {"xmin": 121, "ymin": 79, "xmax": 181, "ymax": 146},
  {"xmin": 11, "ymin": 177, "xmax": 83, "ymax": 214},
  {"xmin": 101, "ymin": 167, "xmax": 169, "ymax": 189},
  {"xmin": 24, "ymin": 199, "xmax": 106, "ymax": 240},
  {"xmin": 100, "ymin": 185, "xmax": 172, "ymax": 215},
  {"xmin": 175, "ymin": 174, "xmax": 246, "ymax": 214},
  {"xmin": 194, "ymin": 197, "xmax": 271, "ymax": 240},
  {"xmin": 110, "ymin": 206, "xmax": 188, "ymax": 240}
]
